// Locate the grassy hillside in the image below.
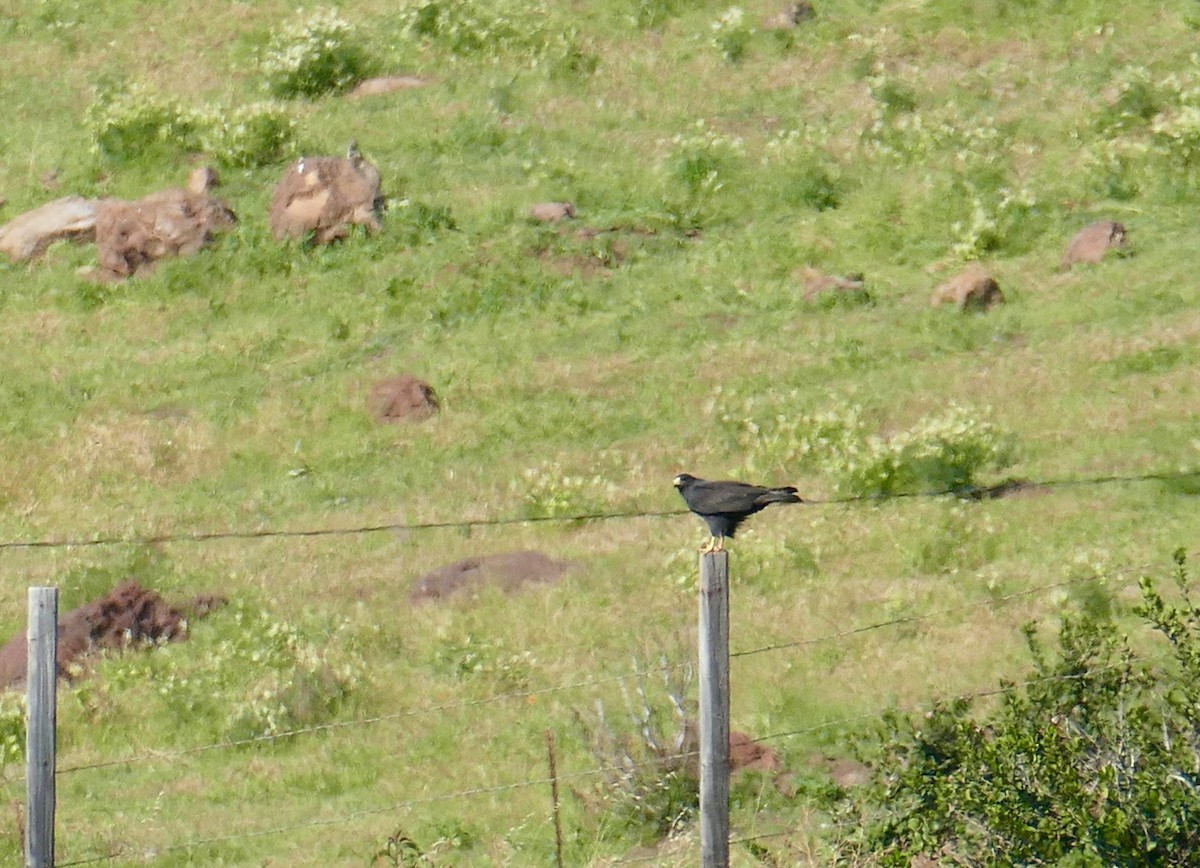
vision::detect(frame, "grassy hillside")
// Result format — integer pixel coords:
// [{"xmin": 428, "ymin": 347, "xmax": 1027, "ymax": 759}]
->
[{"xmin": 0, "ymin": 0, "xmax": 1198, "ymax": 863}]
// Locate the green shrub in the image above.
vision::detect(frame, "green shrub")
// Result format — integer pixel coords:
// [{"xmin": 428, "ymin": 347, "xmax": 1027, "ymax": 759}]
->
[
  {"xmin": 85, "ymin": 80, "xmax": 199, "ymax": 160},
  {"xmin": 717, "ymin": 397, "xmax": 1014, "ymax": 496},
  {"xmin": 395, "ymin": 0, "xmax": 561, "ymax": 64},
  {"xmin": 833, "ymin": 551, "xmax": 1200, "ymax": 867},
  {"xmin": 86, "ymin": 82, "xmax": 294, "ymax": 166},
  {"xmin": 260, "ymin": 7, "xmax": 368, "ymax": 99},
  {"xmin": 833, "ymin": 405, "xmax": 1015, "ymax": 497},
  {"xmin": 196, "ymin": 101, "xmax": 296, "ymax": 167},
  {"xmin": 630, "ymin": 0, "xmax": 678, "ymax": 30}
]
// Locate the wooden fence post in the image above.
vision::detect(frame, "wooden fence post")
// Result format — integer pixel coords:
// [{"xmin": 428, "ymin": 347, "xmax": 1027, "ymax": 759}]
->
[
  {"xmin": 698, "ymin": 551, "xmax": 730, "ymax": 867},
  {"xmin": 26, "ymin": 587, "xmax": 57, "ymax": 868}
]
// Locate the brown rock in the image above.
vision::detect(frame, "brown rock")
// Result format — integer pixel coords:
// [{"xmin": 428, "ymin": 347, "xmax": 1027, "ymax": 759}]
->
[
  {"xmin": 269, "ymin": 146, "xmax": 384, "ymax": 244},
  {"xmin": 529, "ymin": 202, "xmax": 575, "ymax": 223},
  {"xmin": 409, "ymin": 551, "xmax": 573, "ymax": 603},
  {"xmin": 0, "ymin": 195, "xmax": 103, "ymax": 262},
  {"xmin": 368, "ymin": 374, "xmax": 439, "ymax": 423},
  {"xmin": 1060, "ymin": 220, "xmax": 1129, "ymax": 270},
  {"xmin": 94, "ymin": 188, "xmax": 237, "ymax": 279},
  {"xmin": 930, "ymin": 263, "xmax": 1004, "ymax": 311}
]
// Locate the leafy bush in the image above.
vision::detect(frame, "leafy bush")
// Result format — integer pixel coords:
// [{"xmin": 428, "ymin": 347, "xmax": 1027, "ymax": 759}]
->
[
  {"xmin": 831, "ymin": 405, "xmax": 1015, "ymax": 497},
  {"xmin": 83, "ymin": 602, "xmax": 367, "ymax": 743},
  {"xmin": 431, "ymin": 632, "xmax": 537, "ymax": 689},
  {"xmin": 630, "ymin": 0, "xmax": 678, "ymax": 30},
  {"xmin": 395, "ymin": 0, "xmax": 568, "ymax": 65},
  {"xmin": 85, "ymin": 80, "xmax": 200, "ymax": 160},
  {"xmin": 949, "ymin": 183, "xmax": 1042, "ymax": 259},
  {"xmin": 196, "ymin": 101, "xmax": 296, "ymax": 167},
  {"xmin": 717, "ymin": 396, "xmax": 1014, "ymax": 496},
  {"xmin": 260, "ymin": 7, "xmax": 368, "ymax": 99},
  {"xmin": 86, "ymin": 83, "xmax": 294, "ymax": 166},
  {"xmin": 833, "ymin": 551, "xmax": 1200, "ymax": 867}
]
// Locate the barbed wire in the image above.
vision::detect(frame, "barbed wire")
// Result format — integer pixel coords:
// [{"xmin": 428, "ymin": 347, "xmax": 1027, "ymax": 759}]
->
[
  {"xmin": 754, "ymin": 662, "xmax": 1130, "ymax": 745},
  {"xmin": 56, "ymin": 662, "xmax": 1133, "ymax": 865},
  {"xmin": 1, "ymin": 467, "xmax": 1194, "ymax": 551},
  {"xmin": 58, "ymin": 555, "xmax": 1168, "ymax": 776},
  {"xmin": 731, "ymin": 555, "xmax": 1159, "ymax": 660},
  {"xmin": 58, "ymin": 663, "xmax": 689, "ymax": 775},
  {"xmin": 56, "ymin": 750, "xmax": 700, "ymax": 866}
]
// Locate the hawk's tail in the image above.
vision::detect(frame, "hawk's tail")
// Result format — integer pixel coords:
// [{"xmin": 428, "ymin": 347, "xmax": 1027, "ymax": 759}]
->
[{"xmin": 761, "ymin": 486, "xmax": 802, "ymax": 505}]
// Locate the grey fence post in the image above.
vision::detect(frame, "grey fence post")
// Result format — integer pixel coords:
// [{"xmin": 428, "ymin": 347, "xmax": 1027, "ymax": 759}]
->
[
  {"xmin": 26, "ymin": 587, "xmax": 58, "ymax": 868},
  {"xmin": 698, "ymin": 552, "xmax": 730, "ymax": 867}
]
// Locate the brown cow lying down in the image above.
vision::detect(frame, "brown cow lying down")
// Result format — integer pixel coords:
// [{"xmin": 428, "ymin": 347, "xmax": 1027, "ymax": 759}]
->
[
  {"xmin": 94, "ymin": 171, "xmax": 237, "ymax": 279},
  {"xmin": 269, "ymin": 143, "xmax": 384, "ymax": 244}
]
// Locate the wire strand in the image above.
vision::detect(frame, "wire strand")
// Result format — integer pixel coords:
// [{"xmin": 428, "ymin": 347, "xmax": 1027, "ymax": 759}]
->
[
  {"xmin": 1, "ymin": 467, "xmax": 1194, "ymax": 551},
  {"xmin": 53, "ymin": 661, "xmax": 1144, "ymax": 864},
  {"xmin": 58, "ymin": 557, "xmax": 1166, "ymax": 775},
  {"xmin": 58, "ymin": 663, "xmax": 689, "ymax": 775}
]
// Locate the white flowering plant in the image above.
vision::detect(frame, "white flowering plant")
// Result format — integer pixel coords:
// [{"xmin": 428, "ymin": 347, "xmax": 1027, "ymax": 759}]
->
[
  {"xmin": 195, "ymin": 102, "xmax": 296, "ymax": 167},
  {"xmin": 0, "ymin": 694, "xmax": 24, "ymax": 768},
  {"xmin": 260, "ymin": 7, "xmax": 368, "ymax": 99},
  {"xmin": 711, "ymin": 6, "xmax": 751, "ymax": 64},
  {"xmin": 395, "ymin": 0, "xmax": 555, "ymax": 63},
  {"xmin": 716, "ymin": 391, "xmax": 1014, "ymax": 498},
  {"xmin": 519, "ymin": 460, "xmax": 619, "ymax": 519},
  {"xmin": 85, "ymin": 80, "xmax": 200, "ymax": 160}
]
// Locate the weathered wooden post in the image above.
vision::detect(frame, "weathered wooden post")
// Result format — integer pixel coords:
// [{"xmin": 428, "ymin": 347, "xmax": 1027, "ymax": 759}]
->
[
  {"xmin": 26, "ymin": 587, "xmax": 58, "ymax": 868},
  {"xmin": 698, "ymin": 551, "xmax": 730, "ymax": 867}
]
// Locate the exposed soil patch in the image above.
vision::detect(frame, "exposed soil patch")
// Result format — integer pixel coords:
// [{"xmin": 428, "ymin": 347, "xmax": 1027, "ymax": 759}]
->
[
  {"xmin": 0, "ymin": 582, "xmax": 225, "ymax": 690},
  {"xmin": 409, "ymin": 551, "xmax": 573, "ymax": 604}
]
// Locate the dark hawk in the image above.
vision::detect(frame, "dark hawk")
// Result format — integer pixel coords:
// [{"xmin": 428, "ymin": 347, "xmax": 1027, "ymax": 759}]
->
[{"xmin": 673, "ymin": 473, "xmax": 802, "ymax": 552}]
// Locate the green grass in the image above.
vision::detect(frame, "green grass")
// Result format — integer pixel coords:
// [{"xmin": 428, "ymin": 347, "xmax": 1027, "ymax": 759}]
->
[{"xmin": 1, "ymin": 0, "xmax": 1200, "ymax": 863}]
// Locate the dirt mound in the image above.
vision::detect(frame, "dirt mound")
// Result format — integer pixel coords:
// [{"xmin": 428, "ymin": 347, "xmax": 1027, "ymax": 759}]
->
[
  {"xmin": 729, "ymin": 730, "xmax": 783, "ymax": 772},
  {"xmin": 368, "ymin": 374, "xmax": 439, "ymax": 423},
  {"xmin": 930, "ymin": 264, "xmax": 1004, "ymax": 311},
  {"xmin": 94, "ymin": 188, "xmax": 237, "ymax": 279},
  {"xmin": 269, "ymin": 146, "xmax": 384, "ymax": 244},
  {"xmin": 0, "ymin": 582, "xmax": 225, "ymax": 690},
  {"xmin": 1060, "ymin": 220, "xmax": 1129, "ymax": 270},
  {"xmin": 409, "ymin": 551, "xmax": 573, "ymax": 604},
  {"xmin": 0, "ymin": 195, "xmax": 103, "ymax": 262}
]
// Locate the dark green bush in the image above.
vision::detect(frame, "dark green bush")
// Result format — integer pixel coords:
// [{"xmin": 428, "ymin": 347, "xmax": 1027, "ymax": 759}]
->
[{"xmin": 833, "ymin": 551, "xmax": 1200, "ymax": 866}]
